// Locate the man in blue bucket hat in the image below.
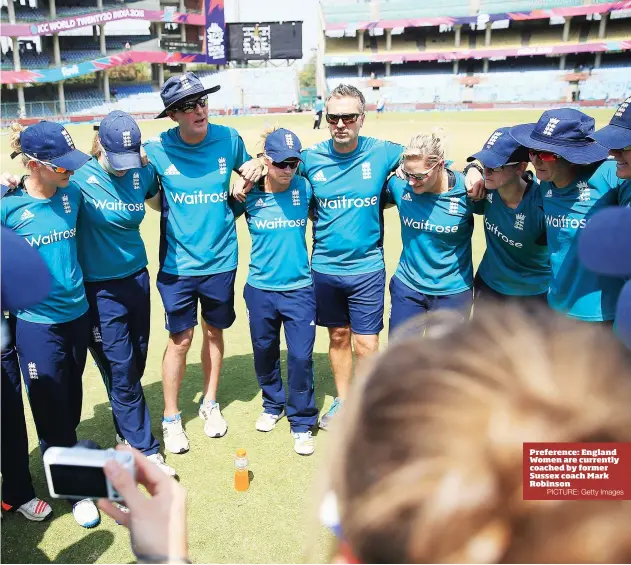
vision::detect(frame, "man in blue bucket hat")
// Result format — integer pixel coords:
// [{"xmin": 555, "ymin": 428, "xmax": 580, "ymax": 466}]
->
[
  {"xmin": 509, "ymin": 108, "xmax": 627, "ymax": 323},
  {"xmin": 588, "ymin": 96, "xmax": 631, "ymax": 205},
  {"xmin": 579, "ymin": 206, "xmax": 631, "ymax": 350},
  {"xmin": 144, "ymin": 71, "xmax": 264, "ymax": 454}
]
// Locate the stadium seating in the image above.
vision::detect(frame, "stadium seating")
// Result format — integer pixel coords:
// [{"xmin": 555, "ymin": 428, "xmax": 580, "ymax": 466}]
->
[{"xmin": 321, "ymin": 0, "xmax": 471, "ymax": 23}]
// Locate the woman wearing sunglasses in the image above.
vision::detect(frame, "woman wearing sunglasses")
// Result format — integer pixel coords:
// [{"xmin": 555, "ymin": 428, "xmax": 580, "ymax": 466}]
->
[
  {"xmin": 232, "ymin": 128, "xmax": 318, "ymax": 456},
  {"xmin": 71, "ymin": 111, "xmax": 174, "ymax": 477},
  {"xmin": 510, "ymin": 108, "xmax": 626, "ymax": 323},
  {"xmin": 466, "ymin": 128, "xmax": 551, "ymax": 307},
  {"xmin": 385, "ymin": 130, "xmax": 476, "ymax": 335},
  {"xmin": 2, "ymin": 121, "xmax": 102, "ymax": 528}
]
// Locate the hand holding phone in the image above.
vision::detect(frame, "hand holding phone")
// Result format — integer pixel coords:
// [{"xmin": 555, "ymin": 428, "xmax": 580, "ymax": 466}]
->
[{"xmin": 98, "ymin": 447, "xmax": 189, "ymax": 564}]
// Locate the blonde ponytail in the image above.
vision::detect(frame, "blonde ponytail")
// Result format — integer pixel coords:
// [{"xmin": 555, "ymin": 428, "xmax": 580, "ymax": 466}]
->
[
  {"xmin": 402, "ymin": 127, "xmax": 447, "ymax": 166},
  {"xmin": 9, "ymin": 122, "xmax": 29, "ymax": 168}
]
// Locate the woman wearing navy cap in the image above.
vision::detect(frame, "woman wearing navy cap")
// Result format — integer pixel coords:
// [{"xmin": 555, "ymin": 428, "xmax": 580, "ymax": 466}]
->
[
  {"xmin": 588, "ymin": 96, "xmax": 631, "ymax": 204},
  {"xmin": 232, "ymin": 127, "xmax": 318, "ymax": 456},
  {"xmin": 466, "ymin": 127, "xmax": 551, "ymax": 307},
  {"xmin": 2, "ymin": 121, "xmax": 100, "ymax": 528},
  {"xmin": 73, "ymin": 111, "xmax": 174, "ymax": 477},
  {"xmin": 509, "ymin": 108, "xmax": 627, "ymax": 323}
]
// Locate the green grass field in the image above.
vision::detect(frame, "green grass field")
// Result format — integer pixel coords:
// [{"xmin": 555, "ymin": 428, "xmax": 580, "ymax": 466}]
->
[{"xmin": 0, "ymin": 108, "xmax": 614, "ymax": 564}]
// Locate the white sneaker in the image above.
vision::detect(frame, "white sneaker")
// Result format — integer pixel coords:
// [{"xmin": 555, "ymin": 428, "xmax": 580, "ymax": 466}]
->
[
  {"xmin": 115, "ymin": 434, "xmax": 129, "ymax": 446},
  {"xmin": 15, "ymin": 497, "xmax": 52, "ymax": 522},
  {"xmin": 162, "ymin": 416, "xmax": 190, "ymax": 454},
  {"xmin": 255, "ymin": 409, "xmax": 285, "ymax": 432},
  {"xmin": 199, "ymin": 400, "xmax": 228, "ymax": 438},
  {"xmin": 147, "ymin": 453, "xmax": 176, "ymax": 477},
  {"xmin": 72, "ymin": 498, "xmax": 100, "ymax": 528},
  {"xmin": 292, "ymin": 431, "xmax": 315, "ymax": 456}
]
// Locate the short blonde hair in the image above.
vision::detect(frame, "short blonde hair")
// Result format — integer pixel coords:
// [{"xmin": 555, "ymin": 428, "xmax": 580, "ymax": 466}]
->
[
  {"xmin": 326, "ymin": 304, "xmax": 631, "ymax": 563},
  {"xmin": 9, "ymin": 122, "xmax": 30, "ymax": 168},
  {"xmin": 402, "ymin": 128, "xmax": 446, "ymax": 166}
]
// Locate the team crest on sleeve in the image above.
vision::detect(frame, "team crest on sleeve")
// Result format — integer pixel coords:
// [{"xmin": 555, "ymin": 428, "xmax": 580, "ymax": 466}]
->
[
  {"xmin": 514, "ymin": 213, "xmax": 525, "ymax": 230},
  {"xmin": 28, "ymin": 362, "xmax": 38, "ymax": 380},
  {"xmin": 292, "ymin": 189, "xmax": 300, "ymax": 206},
  {"xmin": 133, "ymin": 172, "xmax": 140, "ymax": 189},
  {"xmin": 449, "ymin": 197, "xmax": 459, "ymax": 214},
  {"xmin": 577, "ymin": 181, "xmax": 591, "ymax": 202},
  {"xmin": 218, "ymin": 157, "xmax": 227, "ymax": 175},
  {"xmin": 62, "ymin": 193, "xmax": 72, "ymax": 214},
  {"xmin": 361, "ymin": 162, "xmax": 372, "ymax": 180}
]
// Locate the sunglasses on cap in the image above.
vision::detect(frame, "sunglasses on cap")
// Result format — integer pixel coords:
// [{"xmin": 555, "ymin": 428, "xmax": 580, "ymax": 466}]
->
[
  {"xmin": 10, "ymin": 151, "xmax": 70, "ymax": 174},
  {"xmin": 401, "ymin": 160, "xmax": 442, "ymax": 181},
  {"xmin": 272, "ymin": 159, "xmax": 300, "ymax": 170},
  {"xmin": 484, "ymin": 161, "xmax": 519, "ymax": 172},
  {"xmin": 325, "ymin": 113, "xmax": 361, "ymax": 125},
  {"xmin": 172, "ymin": 96, "xmax": 208, "ymax": 113},
  {"xmin": 529, "ymin": 149, "xmax": 559, "ymax": 162}
]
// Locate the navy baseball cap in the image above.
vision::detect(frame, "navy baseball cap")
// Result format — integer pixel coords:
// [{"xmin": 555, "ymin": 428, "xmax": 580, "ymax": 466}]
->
[
  {"xmin": 467, "ymin": 127, "xmax": 529, "ymax": 168},
  {"xmin": 510, "ymin": 108, "xmax": 609, "ymax": 165},
  {"xmin": 264, "ymin": 128, "xmax": 302, "ymax": 162},
  {"xmin": 156, "ymin": 71, "xmax": 220, "ymax": 119},
  {"xmin": 1, "ymin": 223, "xmax": 51, "ymax": 312},
  {"xmin": 97, "ymin": 110, "xmax": 142, "ymax": 171},
  {"xmin": 579, "ymin": 206, "xmax": 631, "ymax": 350},
  {"xmin": 588, "ymin": 96, "xmax": 631, "ymax": 150},
  {"xmin": 14, "ymin": 121, "xmax": 89, "ymax": 171}
]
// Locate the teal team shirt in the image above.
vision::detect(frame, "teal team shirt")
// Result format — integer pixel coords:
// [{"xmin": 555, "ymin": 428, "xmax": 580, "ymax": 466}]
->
[
  {"xmin": 620, "ymin": 178, "xmax": 631, "ymax": 206},
  {"xmin": 73, "ymin": 158, "xmax": 159, "ymax": 282},
  {"xmin": 233, "ymin": 176, "xmax": 313, "ymax": 291},
  {"xmin": 474, "ymin": 180, "xmax": 551, "ymax": 296},
  {"xmin": 144, "ymin": 124, "xmax": 250, "ymax": 276},
  {"xmin": 541, "ymin": 160, "xmax": 625, "ymax": 321},
  {"xmin": 386, "ymin": 170, "xmax": 475, "ymax": 295},
  {"xmin": 1, "ymin": 182, "xmax": 88, "ymax": 324},
  {"xmin": 301, "ymin": 136, "xmax": 403, "ymax": 275}
]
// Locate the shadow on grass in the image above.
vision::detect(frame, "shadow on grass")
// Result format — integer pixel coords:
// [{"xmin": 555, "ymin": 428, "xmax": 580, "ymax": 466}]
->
[{"xmin": 2, "ymin": 351, "xmax": 335, "ymax": 564}]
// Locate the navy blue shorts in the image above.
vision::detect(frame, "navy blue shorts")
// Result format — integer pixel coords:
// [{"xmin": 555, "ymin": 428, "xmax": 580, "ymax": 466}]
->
[
  {"xmin": 156, "ymin": 270, "xmax": 237, "ymax": 334},
  {"xmin": 389, "ymin": 275, "xmax": 473, "ymax": 337},
  {"xmin": 473, "ymin": 273, "xmax": 548, "ymax": 309},
  {"xmin": 313, "ymin": 269, "xmax": 385, "ymax": 335}
]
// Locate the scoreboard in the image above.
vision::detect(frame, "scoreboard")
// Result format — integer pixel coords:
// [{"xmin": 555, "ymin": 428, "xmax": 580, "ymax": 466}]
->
[{"xmin": 226, "ymin": 21, "xmax": 302, "ymax": 61}]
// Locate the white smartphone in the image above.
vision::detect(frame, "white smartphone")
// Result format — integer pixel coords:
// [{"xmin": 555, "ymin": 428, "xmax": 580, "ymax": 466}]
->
[{"xmin": 43, "ymin": 447, "xmax": 135, "ymax": 501}]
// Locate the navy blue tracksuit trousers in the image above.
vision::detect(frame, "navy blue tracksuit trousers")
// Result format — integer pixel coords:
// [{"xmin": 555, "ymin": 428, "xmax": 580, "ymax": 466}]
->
[
  {"xmin": 244, "ymin": 283, "xmax": 317, "ymax": 433},
  {"xmin": 1, "ymin": 316, "xmax": 36, "ymax": 508},
  {"xmin": 15, "ymin": 312, "xmax": 89, "ymax": 454},
  {"xmin": 85, "ymin": 268, "xmax": 159, "ymax": 455}
]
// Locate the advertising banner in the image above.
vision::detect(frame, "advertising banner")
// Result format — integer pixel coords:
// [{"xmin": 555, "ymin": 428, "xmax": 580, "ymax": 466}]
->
[{"xmin": 205, "ymin": 0, "xmax": 227, "ymax": 65}]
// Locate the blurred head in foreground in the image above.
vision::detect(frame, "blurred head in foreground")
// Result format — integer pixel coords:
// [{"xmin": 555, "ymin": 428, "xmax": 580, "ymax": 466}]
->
[{"xmin": 324, "ymin": 304, "xmax": 631, "ymax": 563}]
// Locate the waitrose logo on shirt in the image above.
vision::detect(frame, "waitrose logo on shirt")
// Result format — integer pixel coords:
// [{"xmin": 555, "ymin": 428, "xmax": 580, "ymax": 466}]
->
[
  {"xmin": 171, "ymin": 191, "xmax": 228, "ymax": 205},
  {"xmin": 317, "ymin": 195, "xmax": 378, "ymax": 209},
  {"xmin": 24, "ymin": 227, "xmax": 77, "ymax": 247},
  {"xmin": 92, "ymin": 199, "xmax": 145, "ymax": 212}
]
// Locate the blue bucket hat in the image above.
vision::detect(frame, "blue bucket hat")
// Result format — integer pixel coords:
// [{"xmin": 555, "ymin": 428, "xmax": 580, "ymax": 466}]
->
[
  {"xmin": 588, "ymin": 96, "xmax": 631, "ymax": 150},
  {"xmin": 13, "ymin": 121, "xmax": 90, "ymax": 171},
  {"xmin": 264, "ymin": 128, "xmax": 302, "ymax": 162},
  {"xmin": 156, "ymin": 71, "xmax": 220, "ymax": 119},
  {"xmin": 509, "ymin": 108, "xmax": 609, "ymax": 165},
  {"xmin": 96, "ymin": 110, "xmax": 142, "ymax": 171},
  {"xmin": 579, "ymin": 206, "xmax": 631, "ymax": 350},
  {"xmin": 467, "ymin": 127, "xmax": 529, "ymax": 168}
]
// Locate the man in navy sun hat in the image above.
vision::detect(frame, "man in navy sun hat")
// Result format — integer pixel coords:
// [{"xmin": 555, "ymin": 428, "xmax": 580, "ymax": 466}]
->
[
  {"xmin": 506, "ymin": 108, "xmax": 627, "ymax": 323},
  {"xmin": 144, "ymin": 71, "xmax": 263, "ymax": 454},
  {"xmin": 588, "ymin": 95, "xmax": 631, "ymax": 205},
  {"xmin": 466, "ymin": 127, "xmax": 551, "ymax": 306},
  {"xmin": 579, "ymin": 206, "xmax": 631, "ymax": 350}
]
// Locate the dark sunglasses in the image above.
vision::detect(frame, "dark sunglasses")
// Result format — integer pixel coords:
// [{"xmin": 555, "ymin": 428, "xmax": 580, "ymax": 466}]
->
[
  {"xmin": 325, "ymin": 113, "xmax": 361, "ymax": 125},
  {"xmin": 173, "ymin": 96, "xmax": 208, "ymax": 113},
  {"xmin": 529, "ymin": 149, "xmax": 559, "ymax": 162},
  {"xmin": 272, "ymin": 159, "xmax": 300, "ymax": 170},
  {"xmin": 484, "ymin": 161, "xmax": 519, "ymax": 172},
  {"xmin": 401, "ymin": 160, "xmax": 442, "ymax": 181}
]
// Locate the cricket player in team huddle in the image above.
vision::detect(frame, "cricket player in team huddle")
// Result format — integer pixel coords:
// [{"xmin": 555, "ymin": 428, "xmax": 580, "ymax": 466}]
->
[{"xmin": 1, "ymin": 71, "xmax": 630, "ymax": 528}]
